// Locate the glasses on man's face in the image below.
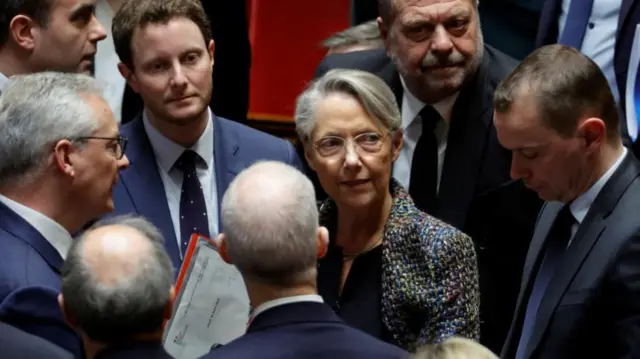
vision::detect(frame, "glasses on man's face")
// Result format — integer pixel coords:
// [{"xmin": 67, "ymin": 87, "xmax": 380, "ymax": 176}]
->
[
  {"xmin": 72, "ymin": 135, "xmax": 128, "ymax": 159},
  {"xmin": 313, "ymin": 132, "xmax": 389, "ymax": 157}
]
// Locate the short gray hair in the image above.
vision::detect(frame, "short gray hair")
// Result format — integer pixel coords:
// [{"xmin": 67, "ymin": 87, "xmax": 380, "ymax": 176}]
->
[
  {"xmin": 322, "ymin": 20, "xmax": 384, "ymax": 52},
  {"xmin": 295, "ymin": 69, "xmax": 401, "ymax": 142},
  {"xmin": 0, "ymin": 72, "xmax": 103, "ymax": 187},
  {"xmin": 61, "ymin": 215, "xmax": 175, "ymax": 343},
  {"xmin": 221, "ymin": 161, "xmax": 319, "ymax": 287}
]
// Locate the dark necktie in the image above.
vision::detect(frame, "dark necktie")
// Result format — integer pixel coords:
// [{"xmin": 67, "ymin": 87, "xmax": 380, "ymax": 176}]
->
[
  {"xmin": 515, "ymin": 205, "xmax": 574, "ymax": 359},
  {"xmin": 409, "ymin": 106, "xmax": 440, "ymax": 213},
  {"xmin": 176, "ymin": 150, "xmax": 210, "ymax": 257},
  {"xmin": 558, "ymin": 0, "xmax": 595, "ymax": 49}
]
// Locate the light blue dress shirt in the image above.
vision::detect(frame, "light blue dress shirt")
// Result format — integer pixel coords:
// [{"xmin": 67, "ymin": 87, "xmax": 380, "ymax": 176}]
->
[
  {"xmin": 143, "ymin": 109, "xmax": 219, "ymax": 255},
  {"xmin": 559, "ymin": 0, "xmax": 623, "ymax": 102}
]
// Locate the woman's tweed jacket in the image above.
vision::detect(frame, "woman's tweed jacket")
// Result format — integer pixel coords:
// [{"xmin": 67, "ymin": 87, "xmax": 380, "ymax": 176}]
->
[{"xmin": 318, "ymin": 179, "xmax": 480, "ymax": 351}]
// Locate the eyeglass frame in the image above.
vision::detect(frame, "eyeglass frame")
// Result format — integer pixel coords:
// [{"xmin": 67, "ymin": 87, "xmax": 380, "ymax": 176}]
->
[
  {"xmin": 311, "ymin": 131, "xmax": 393, "ymax": 158},
  {"xmin": 69, "ymin": 135, "xmax": 128, "ymax": 160}
]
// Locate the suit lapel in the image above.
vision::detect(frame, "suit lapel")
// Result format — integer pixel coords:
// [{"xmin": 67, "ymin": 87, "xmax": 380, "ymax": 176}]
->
[
  {"xmin": 525, "ymin": 212, "xmax": 604, "ymax": 358},
  {"xmin": 213, "ymin": 116, "xmax": 242, "ymax": 227},
  {"xmin": 524, "ymin": 153, "xmax": 639, "ymax": 357},
  {"xmin": 435, "ymin": 56, "xmax": 493, "ymax": 228},
  {"xmin": 119, "ymin": 116, "xmax": 181, "ymax": 266},
  {"xmin": 618, "ymin": 0, "xmax": 635, "ymax": 41},
  {"xmin": 377, "ymin": 61, "xmax": 403, "ymax": 110},
  {"xmin": 0, "ymin": 202, "xmax": 63, "ymax": 273}
]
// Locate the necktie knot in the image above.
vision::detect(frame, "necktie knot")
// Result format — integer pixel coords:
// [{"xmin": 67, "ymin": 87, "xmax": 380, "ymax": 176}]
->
[
  {"xmin": 419, "ymin": 106, "xmax": 441, "ymax": 132},
  {"xmin": 175, "ymin": 150, "xmax": 200, "ymax": 172}
]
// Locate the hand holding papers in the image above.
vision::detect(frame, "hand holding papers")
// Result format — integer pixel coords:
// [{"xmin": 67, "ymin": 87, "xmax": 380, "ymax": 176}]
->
[{"xmin": 163, "ymin": 234, "xmax": 250, "ymax": 359}]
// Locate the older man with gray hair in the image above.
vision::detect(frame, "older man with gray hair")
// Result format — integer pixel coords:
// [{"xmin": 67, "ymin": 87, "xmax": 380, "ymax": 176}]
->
[
  {"xmin": 213, "ymin": 161, "xmax": 407, "ymax": 359},
  {"xmin": 59, "ymin": 215, "xmax": 175, "ymax": 359},
  {"xmin": 0, "ymin": 72, "xmax": 129, "ymax": 358}
]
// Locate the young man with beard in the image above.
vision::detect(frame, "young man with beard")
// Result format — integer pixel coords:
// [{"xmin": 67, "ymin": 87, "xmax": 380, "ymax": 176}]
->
[
  {"xmin": 109, "ymin": 0, "xmax": 303, "ymax": 271},
  {"xmin": 311, "ymin": 0, "xmax": 543, "ymax": 352}
]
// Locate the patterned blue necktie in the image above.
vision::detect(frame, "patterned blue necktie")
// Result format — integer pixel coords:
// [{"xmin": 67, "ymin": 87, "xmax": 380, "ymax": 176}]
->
[
  {"xmin": 176, "ymin": 150, "xmax": 210, "ymax": 257},
  {"xmin": 515, "ymin": 206, "xmax": 574, "ymax": 359},
  {"xmin": 558, "ymin": 0, "xmax": 595, "ymax": 49}
]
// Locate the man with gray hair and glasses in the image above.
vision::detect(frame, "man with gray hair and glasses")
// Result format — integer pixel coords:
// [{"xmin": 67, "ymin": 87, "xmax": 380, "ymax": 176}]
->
[
  {"xmin": 59, "ymin": 215, "xmax": 176, "ymax": 359},
  {"xmin": 0, "ymin": 72, "xmax": 129, "ymax": 358},
  {"xmin": 213, "ymin": 161, "xmax": 407, "ymax": 359}
]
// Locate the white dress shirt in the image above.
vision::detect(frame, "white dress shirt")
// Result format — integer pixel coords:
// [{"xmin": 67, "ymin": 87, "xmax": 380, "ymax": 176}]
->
[
  {"xmin": 559, "ymin": 0, "xmax": 623, "ymax": 102},
  {"xmin": 143, "ymin": 109, "xmax": 219, "ymax": 255},
  {"xmin": 0, "ymin": 194, "xmax": 73, "ymax": 259},
  {"xmin": 0, "ymin": 72, "xmax": 9, "ymax": 91},
  {"xmin": 392, "ymin": 77, "xmax": 458, "ymax": 191},
  {"xmin": 95, "ymin": 0, "xmax": 126, "ymax": 123},
  {"xmin": 568, "ymin": 147, "xmax": 627, "ymax": 243},
  {"xmin": 250, "ymin": 294, "xmax": 324, "ymax": 322}
]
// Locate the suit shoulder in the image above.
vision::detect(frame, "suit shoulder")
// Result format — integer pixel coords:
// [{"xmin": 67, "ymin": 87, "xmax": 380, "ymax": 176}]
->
[
  {"xmin": 409, "ymin": 210, "xmax": 475, "ymax": 257},
  {"xmin": 484, "ymin": 44, "xmax": 518, "ymax": 88},
  {"xmin": 315, "ymin": 49, "xmax": 391, "ymax": 78}
]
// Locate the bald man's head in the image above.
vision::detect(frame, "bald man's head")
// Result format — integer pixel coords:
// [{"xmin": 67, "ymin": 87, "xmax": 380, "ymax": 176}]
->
[
  {"xmin": 219, "ymin": 161, "xmax": 327, "ymax": 287},
  {"xmin": 60, "ymin": 215, "xmax": 174, "ymax": 344},
  {"xmin": 80, "ymin": 224, "xmax": 154, "ymax": 287}
]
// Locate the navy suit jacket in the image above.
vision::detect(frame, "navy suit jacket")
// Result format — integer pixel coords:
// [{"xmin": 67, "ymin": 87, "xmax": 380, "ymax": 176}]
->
[
  {"xmin": 0, "ymin": 321, "xmax": 73, "ymax": 359},
  {"xmin": 0, "ymin": 203, "xmax": 83, "ymax": 358},
  {"xmin": 207, "ymin": 301, "xmax": 408, "ymax": 359},
  {"xmin": 111, "ymin": 114, "xmax": 303, "ymax": 268},
  {"xmin": 536, "ymin": 0, "xmax": 640, "ymax": 142},
  {"xmin": 502, "ymin": 153, "xmax": 640, "ymax": 359},
  {"xmin": 94, "ymin": 342, "xmax": 173, "ymax": 359}
]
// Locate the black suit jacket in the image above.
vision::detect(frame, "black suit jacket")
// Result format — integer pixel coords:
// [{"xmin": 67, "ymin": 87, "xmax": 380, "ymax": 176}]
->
[
  {"xmin": 502, "ymin": 152, "xmax": 640, "ymax": 359},
  {"xmin": 0, "ymin": 322, "xmax": 73, "ymax": 359},
  {"xmin": 536, "ymin": 0, "xmax": 640, "ymax": 143},
  {"xmin": 94, "ymin": 342, "xmax": 172, "ymax": 359},
  {"xmin": 308, "ymin": 46, "xmax": 543, "ymax": 353},
  {"xmin": 207, "ymin": 301, "xmax": 408, "ymax": 359},
  {"xmin": 120, "ymin": 0, "xmax": 250, "ymax": 124}
]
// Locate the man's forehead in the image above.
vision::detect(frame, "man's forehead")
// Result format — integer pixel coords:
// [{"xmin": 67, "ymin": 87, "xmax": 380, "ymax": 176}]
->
[
  {"xmin": 395, "ymin": 0, "xmax": 472, "ymax": 10},
  {"xmin": 395, "ymin": 0, "xmax": 473, "ymax": 20},
  {"xmin": 53, "ymin": 0, "xmax": 96, "ymax": 11}
]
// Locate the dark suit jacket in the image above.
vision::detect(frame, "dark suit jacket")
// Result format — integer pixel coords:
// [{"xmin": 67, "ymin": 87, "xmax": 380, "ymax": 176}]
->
[
  {"xmin": 536, "ymin": 0, "xmax": 640, "ymax": 143},
  {"xmin": 207, "ymin": 301, "xmax": 408, "ymax": 359},
  {"xmin": 120, "ymin": 1, "xmax": 251, "ymax": 124},
  {"xmin": 310, "ymin": 46, "xmax": 543, "ymax": 353},
  {"xmin": 111, "ymin": 114, "xmax": 303, "ymax": 269},
  {"xmin": 502, "ymin": 153, "xmax": 640, "ymax": 359},
  {"xmin": 0, "ymin": 203, "xmax": 83, "ymax": 358},
  {"xmin": 0, "ymin": 321, "xmax": 73, "ymax": 359},
  {"xmin": 94, "ymin": 342, "xmax": 173, "ymax": 359}
]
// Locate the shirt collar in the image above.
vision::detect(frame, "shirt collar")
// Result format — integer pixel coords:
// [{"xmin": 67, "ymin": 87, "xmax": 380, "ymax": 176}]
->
[
  {"xmin": 399, "ymin": 75, "xmax": 458, "ymax": 129},
  {"xmin": 570, "ymin": 147, "xmax": 628, "ymax": 223},
  {"xmin": 142, "ymin": 108, "xmax": 214, "ymax": 173},
  {"xmin": 250, "ymin": 294, "xmax": 323, "ymax": 321},
  {"xmin": 0, "ymin": 72, "xmax": 9, "ymax": 92},
  {"xmin": 0, "ymin": 194, "xmax": 73, "ymax": 259}
]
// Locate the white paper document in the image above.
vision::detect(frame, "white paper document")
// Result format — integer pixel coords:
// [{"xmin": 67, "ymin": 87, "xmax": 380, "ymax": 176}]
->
[{"xmin": 163, "ymin": 237, "xmax": 250, "ymax": 359}]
